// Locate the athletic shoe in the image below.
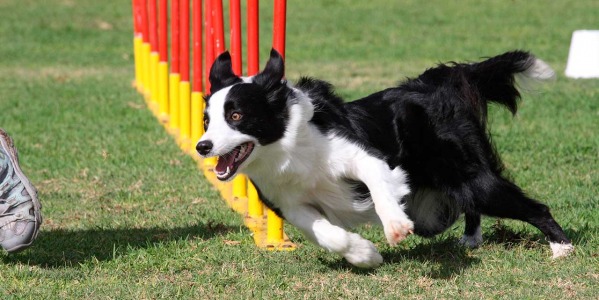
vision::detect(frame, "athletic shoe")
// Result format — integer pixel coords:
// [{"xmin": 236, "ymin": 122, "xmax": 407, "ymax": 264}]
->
[{"xmin": 0, "ymin": 129, "xmax": 42, "ymax": 252}]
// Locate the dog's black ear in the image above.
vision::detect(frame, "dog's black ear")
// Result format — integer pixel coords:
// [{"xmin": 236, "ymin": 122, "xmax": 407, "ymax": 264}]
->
[
  {"xmin": 253, "ymin": 49, "xmax": 285, "ymax": 92},
  {"xmin": 209, "ymin": 51, "xmax": 242, "ymax": 94}
]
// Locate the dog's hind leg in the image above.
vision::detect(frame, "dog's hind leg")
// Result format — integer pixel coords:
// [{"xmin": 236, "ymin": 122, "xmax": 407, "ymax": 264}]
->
[
  {"xmin": 476, "ymin": 175, "xmax": 573, "ymax": 258},
  {"xmin": 284, "ymin": 205, "xmax": 383, "ymax": 268},
  {"xmin": 459, "ymin": 212, "xmax": 483, "ymax": 248}
]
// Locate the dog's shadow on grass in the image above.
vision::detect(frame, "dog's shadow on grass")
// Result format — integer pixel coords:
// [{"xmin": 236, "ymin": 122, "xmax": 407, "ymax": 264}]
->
[
  {"xmin": 7, "ymin": 220, "xmax": 589, "ymax": 271},
  {"xmin": 322, "ymin": 221, "xmax": 591, "ymax": 279},
  {"xmin": 382, "ymin": 238, "xmax": 480, "ymax": 279},
  {"xmin": 1, "ymin": 221, "xmax": 236, "ymax": 268},
  {"xmin": 319, "ymin": 236, "xmax": 480, "ymax": 279}
]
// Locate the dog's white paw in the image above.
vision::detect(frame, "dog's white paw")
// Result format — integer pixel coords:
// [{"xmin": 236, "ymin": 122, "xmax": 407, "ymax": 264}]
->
[
  {"xmin": 384, "ymin": 219, "xmax": 414, "ymax": 246},
  {"xmin": 459, "ymin": 227, "xmax": 483, "ymax": 248},
  {"xmin": 550, "ymin": 242, "xmax": 574, "ymax": 259},
  {"xmin": 343, "ymin": 233, "xmax": 383, "ymax": 268}
]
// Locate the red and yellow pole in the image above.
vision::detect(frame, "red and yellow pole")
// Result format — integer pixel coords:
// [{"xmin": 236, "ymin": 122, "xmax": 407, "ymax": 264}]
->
[
  {"xmin": 204, "ymin": 0, "xmax": 214, "ymax": 94},
  {"xmin": 245, "ymin": 0, "xmax": 264, "ymax": 233},
  {"xmin": 148, "ymin": 0, "xmax": 160, "ymax": 115},
  {"xmin": 139, "ymin": 0, "xmax": 151, "ymax": 100},
  {"xmin": 191, "ymin": 0, "xmax": 204, "ymax": 157},
  {"xmin": 179, "ymin": 0, "xmax": 192, "ymax": 151},
  {"xmin": 267, "ymin": 0, "xmax": 287, "ymax": 246},
  {"xmin": 169, "ymin": 0, "xmax": 181, "ymax": 136},
  {"xmin": 211, "ymin": 0, "xmax": 232, "ymax": 201},
  {"xmin": 229, "ymin": 0, "xmax": 248, "ymax": 213},
  {"xmin": 157, "ymin": 0, "xmax": 169, "ymax": 124},
  {"xmin": 201, "ymin": 0, "xmax": 218, "ymax": 179},
  {"xmin": 132, "ymin": 0, "xmax": 143, "ymax": 93}
]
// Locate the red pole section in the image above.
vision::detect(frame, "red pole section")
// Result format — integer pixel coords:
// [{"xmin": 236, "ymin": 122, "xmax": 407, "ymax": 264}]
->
[
  {"xmin": 192, "ymin": 0, "xmax": 203, "ymax": 92},
  {"xmin": 171, "ymin": 0, "xmax": 180, "ymax": 74},
  {"xmin": 140, "ymin": 0, "xmax": 149, "ymax": 43},
  {"xmin": 132, "ymin": 0, "xmax": 139, "ymax": 35},
  {"xmin": 180, "ymin": 0, "xmax": 190, "ymax": 82},
  {"xmin": 273, "ymin": 0, "xmax": 287, "ymax": 58},
  {"xmin": 212, "ymin": 0, "xmax": 226, "ymax": 56},
  {"xmin": 247, "ymin": 0, "xmax": 259, "ymax": 75},
  {"xmin": 158, "ymin": 0, "xmax": 168, "ymax": 62},
  {"xmin": 229, "ymin": 0, "xmax": 242, "ymax": 76},
  {"xmin": 171, "ymin": 0, "xmax": 180, "ymax": 73},
  {"xmin": 148, "ymin": 0, "xmax": 159, "ymax": 52},
  {"xmin": 204, "ymin": 0, "xmax": 214, "ymax": 93}
]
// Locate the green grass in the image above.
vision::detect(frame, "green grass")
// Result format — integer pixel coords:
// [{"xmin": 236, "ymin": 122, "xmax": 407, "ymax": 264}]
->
[{"xmin": 0, "ymin": 0, "xmax": 597, "ymax": 298}]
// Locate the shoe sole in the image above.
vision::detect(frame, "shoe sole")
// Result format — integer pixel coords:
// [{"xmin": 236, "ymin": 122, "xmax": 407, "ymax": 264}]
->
[{"xmin": 0, "ymin": 129, "xmax": 42, "ymax": 252}]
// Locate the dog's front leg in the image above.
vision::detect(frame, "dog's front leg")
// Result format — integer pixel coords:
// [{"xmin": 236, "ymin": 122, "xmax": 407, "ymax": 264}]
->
[
  {"xmin": 284, "ymin": 205, "xmax": 383, "ymax": 268},
  {"xmin": 350, "ymin": 156, "xmax": 414, "ymax": 246}
]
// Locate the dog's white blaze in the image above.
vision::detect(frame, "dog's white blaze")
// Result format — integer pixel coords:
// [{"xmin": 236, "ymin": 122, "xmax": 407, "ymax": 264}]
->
[{"xmin": 198, "ymin": 86, "xmax": 256, "ymax": 158}]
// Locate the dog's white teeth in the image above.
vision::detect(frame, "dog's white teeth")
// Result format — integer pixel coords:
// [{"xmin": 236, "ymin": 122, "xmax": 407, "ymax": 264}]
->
[
  {"xmin": 226, "ymin": 166, "xmax": 230, "ymax": 174},
  {"xmin": 235, "ymin": 145, "xmax": 246, "ymax": 162}
]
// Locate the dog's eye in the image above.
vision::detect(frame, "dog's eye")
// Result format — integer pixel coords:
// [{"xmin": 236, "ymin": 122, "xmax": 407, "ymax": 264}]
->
[
  {"xmin": 204, "ymin": 118, "xmax": 210, "ymax": 129},
  {"xmin": 230, "ymin": 112, "xmax": 243, "ymax": 121}
]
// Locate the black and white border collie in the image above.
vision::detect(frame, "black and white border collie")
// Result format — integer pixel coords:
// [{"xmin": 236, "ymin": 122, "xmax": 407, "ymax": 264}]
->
[{"xmin": 196, "ymin": 49, "xmax": 573, "ymax": 268}]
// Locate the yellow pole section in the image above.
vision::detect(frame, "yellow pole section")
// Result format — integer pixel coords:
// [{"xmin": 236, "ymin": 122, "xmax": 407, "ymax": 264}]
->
[
  {"xmin": 150, "ymin": 52, "xmax": 160, "ymax": 114},
  {"xmin": 190, "ymin": 91, "xmax": 204, "ymax": 154},
  {"xmin": 144, "ymin": 46, "xmax": 153, "ymax": 100},
  {"xmin": 179, "ymin": 81, "xmax": 191, "ymax": 151},
  {"xmin": 141, "ymin": 43, "xmax": 151, "ymax": 98},
  {"xmin": 203, "ymin": 157, "xmax": 217, "ymax": 174},
  {"xmin": 267, "ymin": 209, "xmax": 284, "ymax": 244},
  {"xmin": 133, "ymin": 36, "xmax": 143, "ymax": 92},
  {"xmin": 158, "ymin": 61, "xmax": 169, "ymax": 123},
  {"xmin": 168, "ymin": 74, "xmax": 181, "ymax": 134},
  {"xmin": 247, "ymin": 181, "xmax": 263, "ymax": 218},
  {"xmin": 233, "ymin": 175, "xmax": 248, "ymax": 199},
  {"xmin": 220, "ymin": 181, "xmax": 233, "ymax": 204}
]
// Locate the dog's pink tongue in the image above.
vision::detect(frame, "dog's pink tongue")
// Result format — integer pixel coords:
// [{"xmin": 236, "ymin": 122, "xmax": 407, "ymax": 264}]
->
[{"xmin": 215, "ymin": 150, "xmax": 236, "ymax": 174}]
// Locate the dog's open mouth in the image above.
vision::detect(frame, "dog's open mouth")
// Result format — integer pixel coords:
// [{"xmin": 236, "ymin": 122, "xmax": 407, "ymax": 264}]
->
[{"xmin": 214, "ymin": 142, "xmax": 254, "ymax": 181}]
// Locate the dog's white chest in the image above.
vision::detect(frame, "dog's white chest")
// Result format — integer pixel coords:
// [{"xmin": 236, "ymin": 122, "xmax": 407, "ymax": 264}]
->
[{"xmin": 251, "ymin": 169, "xmax": 379, "ymax": 229}]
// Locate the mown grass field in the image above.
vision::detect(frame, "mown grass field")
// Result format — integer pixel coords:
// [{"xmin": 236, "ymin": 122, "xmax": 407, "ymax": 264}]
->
[{"xmin": 0, "ymin": 0, "xmax": 597, "ymax": 298}]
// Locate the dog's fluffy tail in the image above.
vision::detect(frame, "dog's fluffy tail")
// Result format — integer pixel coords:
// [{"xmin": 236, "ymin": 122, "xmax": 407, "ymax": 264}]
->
[
  {"xmin": 466, "ymin": 50, "xmax": 555, "ymax": 115},
  {"xmin": 413, "ymin": 51, "xmax": 554, "ymax": 121}
]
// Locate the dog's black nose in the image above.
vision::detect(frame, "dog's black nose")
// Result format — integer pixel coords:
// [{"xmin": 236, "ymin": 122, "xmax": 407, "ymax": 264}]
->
[{"xmin": 196, "ymin": 140, "xmax": 213, "ymax": 156}]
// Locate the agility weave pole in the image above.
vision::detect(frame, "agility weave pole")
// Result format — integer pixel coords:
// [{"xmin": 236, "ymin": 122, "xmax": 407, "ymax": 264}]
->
[{"xmin": 132, "ymin": 0, "xmax": 295, "ymax": 250}]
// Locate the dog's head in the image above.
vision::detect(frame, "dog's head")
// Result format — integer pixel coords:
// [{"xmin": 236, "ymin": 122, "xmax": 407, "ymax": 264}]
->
[{"xmin": 196, "ymin": 49, "xmax": 292, "ymax": 181}]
